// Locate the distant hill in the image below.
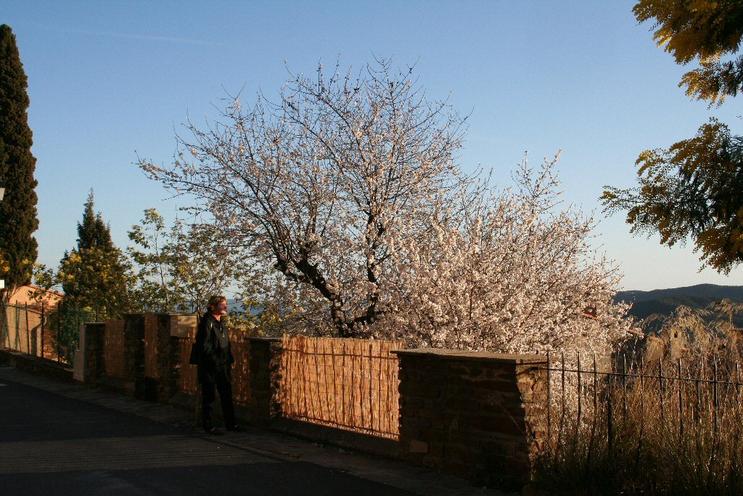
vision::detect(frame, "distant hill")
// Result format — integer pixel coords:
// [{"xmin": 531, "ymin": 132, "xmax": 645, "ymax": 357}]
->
[
  {"xmin": 227, "ymin": 298, "xmax": 265, "ymax": 316},
  {"xmin": 615, "ymin": 284, "xmax": 743, "ymax": 320},
  {"xmin": 227, "ymin": 298, "xmax": 245, "ymax": 312}
]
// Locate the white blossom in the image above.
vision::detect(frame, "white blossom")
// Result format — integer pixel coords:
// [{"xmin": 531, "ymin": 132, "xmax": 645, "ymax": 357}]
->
[{"xmin": 139, "ymin": 60, "xmax": 632, "ymax": 357}]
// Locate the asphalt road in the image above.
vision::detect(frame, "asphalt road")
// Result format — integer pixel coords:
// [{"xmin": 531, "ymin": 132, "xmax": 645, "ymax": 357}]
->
[{"xmin": 0, "ymin": 376, "xmax": 414, "ymax": 496}]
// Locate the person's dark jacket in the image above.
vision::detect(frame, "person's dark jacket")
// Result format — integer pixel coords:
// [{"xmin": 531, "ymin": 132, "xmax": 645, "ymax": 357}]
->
[{"xmin": 193, "ymin": 313, "xmax": 234, "ymax": 381}]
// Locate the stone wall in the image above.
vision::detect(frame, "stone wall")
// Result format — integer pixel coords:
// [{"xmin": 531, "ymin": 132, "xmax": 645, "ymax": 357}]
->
[
  {"xmin": 0, "ymin": 348, "xmax": 73, "ymax": 381},
  {"xmin": 103, "ymin": 319, "xmax": 126, "ymax": 379},
  {"xmin": 78, "ymin": 322, "xmax": 105, "ymax": 383},
  {"xmin": 394, "ymin": 348, "xmax": 548, "ymax": 489},
  {"xmin": 143, "ymin": 313, "xmax": 178, "ymax": 401},
  {"xmin": 123, "ymin": 314, "xmax": 146, "ymax": 397},
  {"xmin": 74, "ymin": 314, "xmax": 552, "ymax": 490},
  {"xmin": 247, "ymin": 337, "xmax": 282, "ymax": 424},
  {"xmin": 100, "ymin": 315, "xmax": 146, "ymax": 395}
]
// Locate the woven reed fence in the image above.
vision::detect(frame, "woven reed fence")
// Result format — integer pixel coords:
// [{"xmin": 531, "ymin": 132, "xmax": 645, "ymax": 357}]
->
[
  {"xmin": 230, "ymin": 330, "xmax": 251, "ymax": 405},
  {"xmin": 175, "ymin": 327, "xmax": 252, "ymax": 406},
  {"xmin": 176, "ymin": 331, "xmax": 199, "ymax": 396},
  {"xmin": 278, "ymin": 335, "xmax": 403, "ymax": 439}
]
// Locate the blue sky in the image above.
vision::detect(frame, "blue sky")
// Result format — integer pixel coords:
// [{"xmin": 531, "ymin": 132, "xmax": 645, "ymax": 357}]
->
[{"xmin": 4, "ymin": 0, "xmax": 743, "ymax": 291}]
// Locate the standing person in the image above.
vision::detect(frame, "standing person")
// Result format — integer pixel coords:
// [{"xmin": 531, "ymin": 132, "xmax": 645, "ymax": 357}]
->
[{"xmin": 192, "ymin": 295, "xmax": 239, "ymax": 434}]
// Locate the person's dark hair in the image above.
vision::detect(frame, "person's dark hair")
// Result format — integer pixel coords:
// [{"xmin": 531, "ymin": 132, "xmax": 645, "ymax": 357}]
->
[{"xmin": 207, "ymin": 295, "xmax": 227, "ymax": 312}]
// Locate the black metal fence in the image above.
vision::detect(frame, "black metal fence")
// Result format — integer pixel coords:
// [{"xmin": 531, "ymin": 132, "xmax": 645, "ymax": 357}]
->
[{"xmin": 537, "ymin": 352, "xmax": 743, "ymax": 493}]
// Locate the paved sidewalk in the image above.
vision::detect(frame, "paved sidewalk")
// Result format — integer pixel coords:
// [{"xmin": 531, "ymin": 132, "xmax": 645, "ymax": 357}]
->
[{"xmin": 0, "ymin": 366, "xmax": 505, "ymax": 496}]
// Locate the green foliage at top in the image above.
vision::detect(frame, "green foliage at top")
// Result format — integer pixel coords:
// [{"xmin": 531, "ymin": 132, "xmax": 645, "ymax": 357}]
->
[
  {"xmin": 603, "ymin": 120, "xmax": 743, "ymax": 273},
  {"xmin": 604, "ymin": 4, "xmax": 743, "ymax": 274},
  {"xmin": 0, "ymin": 24, "xmax": 39, "ymax": 299},
  {"xmin": 634, "ymin": 0, "xmax": 743, "ymax": 104}
]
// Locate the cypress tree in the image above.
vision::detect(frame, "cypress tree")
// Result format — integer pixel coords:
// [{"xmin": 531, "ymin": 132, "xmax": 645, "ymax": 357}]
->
[
  {"xmin": 0, "ymin": 24, "xmax": 39, "ymax": 301},
  {"xmin": 78, "ymin": 190, "xmax": 114, "ymax": 251},
  {"xmin": 59, "ymin": 192, "xmax": 132, "ymax": 320}
]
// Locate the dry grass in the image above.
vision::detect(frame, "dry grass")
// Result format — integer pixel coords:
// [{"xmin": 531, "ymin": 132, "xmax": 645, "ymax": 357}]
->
[{"xmin": 535, "ymin": 359, "xmax": 743, "ymax": 495}]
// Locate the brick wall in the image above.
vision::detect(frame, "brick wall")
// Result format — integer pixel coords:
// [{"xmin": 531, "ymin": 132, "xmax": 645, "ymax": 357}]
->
[
  {"xmin": 143, "ymin": 313, "xmax": 178, "ymax": 401},
  {"xmin": 77, "ymin": 314, "xmax": 552, "ymax": 490},
  {"xmin": 394, "ymin": 348, "xmax": 548, "ymax": 489},
  {"xmin": 123, "ymin": 314, "xmax": 146, "ymax": 397},
  {"xmin": 101, "ymin": 315, "xmax": 146, "ymax": 395},
  {"xmin": 247, "ymin": 337, "xmax": 282, "ymax": 425},
  {"xmin": 103, "ymin": 319, "xmax": 126, "ymax": 379},
  {"xmin": 80, "ymin": 322, "xmax": 106, "ymax": 383}
]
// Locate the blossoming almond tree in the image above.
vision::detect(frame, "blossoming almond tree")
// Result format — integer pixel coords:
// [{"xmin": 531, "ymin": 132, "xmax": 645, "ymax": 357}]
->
[
  {"xmin": 140, "ymin": 59, "xmax": 632, "ymax": 356},
  {"xmin": 386, "ymin": 157, "xmax": 633, "ymax": 355},
  {"xmin": 140, "ymin": 60, "xmax": 467, "ymax": 337}
]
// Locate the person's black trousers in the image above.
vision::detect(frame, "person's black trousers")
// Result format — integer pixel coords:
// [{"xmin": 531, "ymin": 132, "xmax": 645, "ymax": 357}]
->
[{"xmin": 199, "ymin": 367, "xmax": 235, "ymax": 430}]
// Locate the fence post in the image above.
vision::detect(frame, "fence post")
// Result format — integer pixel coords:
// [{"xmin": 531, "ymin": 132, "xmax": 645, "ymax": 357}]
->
[
  {"xmin": 695, "ymin": 365, "xmax": 701, "ymax": 425},
  {"xmin": 559, "ymin": 352, "xmax": 565, "ymax": 450},
  {"xmin": 585, "ymin": 354, "xmax": 599, "ymax": 475},
  {"xmin": 713, "ymin": 361, "xmax": 718, "ymax": 436},
  {"xmin": 83, "ymin": 322, "xmax": 106, "ymax": 383},
  {"xmin": 622, "ymin": 355, "xmax": 628, "ymax": 423},
  {"xmin": 576, "ymin": 352, "xmax": 582, "ymax": 455},
  {"xmin": 76, "ymin": 309, "xmax": 80, "ymax": 362},
  {"xmin": 247, "ymin": 337, "xmax": 283, "ymax": 425},
  {"xmin": 123, "ymin": 314, "xmax": 146, "ymax": 398},
  {"xmin": 14, "ymin": 304, "xmax": 20, "ymax": 351},
  {"xmin": 546, "ymin": 351, "xmax": 551, "ymax": 449},
  {"xmin": 0, "ymin": 301, "xmax": 4, "ymax": 346},
  {"xmin": 24, "ymin": 302, "xmax": 30, "ymax": 354},
  {"xmin": 40, "ymin": 302, "xmax": 45, "ymax": 359},
  {"xmin": 635, "ymin": 356, "xmax": 645, "ymax": 471},
  {"xmin": 658, "ymin": 358, "xmax": 664, "ymax": 425},
  {"xmin": 677, "ymin": 359, "xmax": 683, "ymax": 439},
  {"xmin": 607, "ymin": 375, "xmax": 613, "ymax": 458},
  {"xmin": 56, "ymin": 307, "xmax": 61, "ymax": 363}
]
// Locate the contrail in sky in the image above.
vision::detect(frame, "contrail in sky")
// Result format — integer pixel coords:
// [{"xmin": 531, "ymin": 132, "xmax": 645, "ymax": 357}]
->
[{"xmin": 18, "ymin": 21, "xmax": 223, "ymax": 46}]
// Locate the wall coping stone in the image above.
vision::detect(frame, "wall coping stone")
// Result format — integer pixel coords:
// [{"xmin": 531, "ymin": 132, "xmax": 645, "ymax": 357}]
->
[
  {"xmin": 247, "ymin": 336, "xmax": 282, "ymax": 343},
  {"xmin": 392, "ymin": 348, "xmax": 547, "ymax": 364}
]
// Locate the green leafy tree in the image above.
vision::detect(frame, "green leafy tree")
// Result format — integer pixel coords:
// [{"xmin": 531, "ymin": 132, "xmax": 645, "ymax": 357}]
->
[
  {"xmin": 25, "ymin": 262, "xmax": 56, "ymax": 304},
  {"xmin": 0, "ymin": 24, "xmax": 39, "ymax": 302},
  {"xmin": 127, "ymin": 209, "xmax": 179, "ymax": 312},
  {"xmin": 128, "ymin": 209, "xmax": 253, "ymax": 314},
  {"xmin": 58, "ymin": 192, "xmax": 133, "ymax": 320},
  {"xmin": 169, "ymin": 220, "xmax": 253, "ymax": 313},
  {"xmin": 603, "ymin": 120, "xmax": 743, "ymax": 273},
  {"xmin": 602, "ymin": 2, "xmax": 743, "ymax": 274}
]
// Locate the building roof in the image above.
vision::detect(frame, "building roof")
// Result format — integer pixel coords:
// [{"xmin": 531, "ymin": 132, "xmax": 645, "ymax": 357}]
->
[{"xmin": 7, "ymin": 284, "xmax": 63, "ymax": 310}]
